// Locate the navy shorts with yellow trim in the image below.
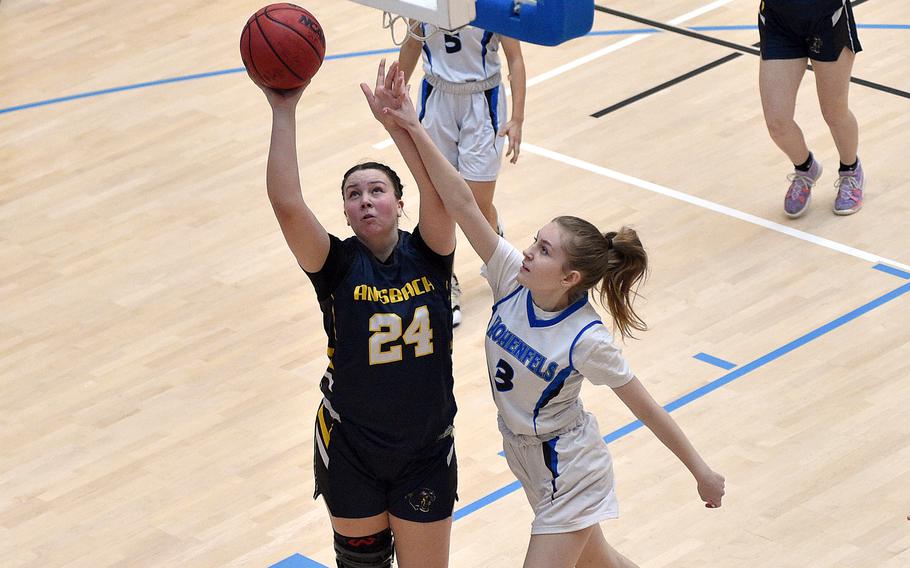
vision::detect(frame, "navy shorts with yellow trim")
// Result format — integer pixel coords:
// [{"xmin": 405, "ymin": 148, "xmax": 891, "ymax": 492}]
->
[
  {"xmin": 313, "ymin": 403, "xmax": 457, "ymax": 522},
  {"xmin": 759, "ymin": 0, "xmax": 862, "ymax": 62}
]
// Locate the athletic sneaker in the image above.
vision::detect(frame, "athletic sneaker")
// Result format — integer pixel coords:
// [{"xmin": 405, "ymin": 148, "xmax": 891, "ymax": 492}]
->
[
  {"xmin": 833, "ymin": 159, "xmax": 864, "ymax": 215},
  {"xmin": 784, "ymin": 158, "xmax": 823, "ymax": 218},
  {"xmin": 451, "ymin": 274, "xmax": 462, "ymax": 327}
]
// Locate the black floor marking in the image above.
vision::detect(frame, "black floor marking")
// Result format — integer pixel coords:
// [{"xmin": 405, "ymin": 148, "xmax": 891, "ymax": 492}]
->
[
  {"xmin": 592, "ymin": 52, "xmax": 742, "ymax": 117},
  {"xmin": 591, "ymin": 0, "xmax": 908, "ymax": 117}
]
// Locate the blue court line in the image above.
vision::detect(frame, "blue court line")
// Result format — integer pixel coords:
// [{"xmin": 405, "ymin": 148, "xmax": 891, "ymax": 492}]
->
[
  {"xmin": 873, "ymin": 263, "xmax": 910, "ymax": 279},
  {"xmin": 453, "ymin": 479, "xmax": 523, "ymax": 520},
  {"xmin": 272, "ymin": 264, "xmax": 910, "ymax": 568},
  {"xmin": 276, "ymin": 277, "xmax": 910, "ymax": 565},
  {"xmin": 269, "ymin": 553, "xmax": 327, "ymax": 568},
  {"xmin": 857, "ymin": 23, "xmax": 910, "ymax": 29},
  {"xmin": 0, "ymin": 48, "xmax": 399, "ymax": 116},
  {"xmin": 3, "ymin": 25, "xmax": 908, "ymax": 116},
  {"xmin": 270, "ymin": 233, "xmax": 910, "ymax": 568},
  {"xmin": 693, "ymin": 352, "xmax": 737, "ymax": 370},
  {"xmin": 452, "ymin": 278, "xmax": 910, "ymax": 521}
]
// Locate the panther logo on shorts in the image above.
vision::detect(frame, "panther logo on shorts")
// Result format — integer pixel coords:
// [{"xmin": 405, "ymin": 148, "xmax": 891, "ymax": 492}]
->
[
  {"xmin": 407, "ymin": 488, "xmax": 437, "ymax": 513},
  {"xmin": 808, "ymin": 36, "xmax": 823, "ymax": 54}
]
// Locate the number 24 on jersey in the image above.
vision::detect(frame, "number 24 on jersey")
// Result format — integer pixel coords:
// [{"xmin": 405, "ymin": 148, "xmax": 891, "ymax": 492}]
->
[{"xmin": 368, "ymin": 306, "xmax": 434, "ymax": 365}]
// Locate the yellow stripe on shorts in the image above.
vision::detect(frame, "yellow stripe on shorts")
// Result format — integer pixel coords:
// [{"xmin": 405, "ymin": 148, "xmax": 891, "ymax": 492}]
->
[{"xmin": 317, "ymin": 403, "xmax": 332, "ymax": 446}]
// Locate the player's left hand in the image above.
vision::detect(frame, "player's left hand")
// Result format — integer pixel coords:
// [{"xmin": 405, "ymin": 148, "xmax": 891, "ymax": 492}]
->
[
  {"xmin": 499, "ymin": 119, "xmax": 523, "ymax": 164},
  {"xmin": 361, "ymin": 59, "xmax": 408, "ymax": 131},
  {"xmin": 697, "ymin": 468, "xmax": 726, "ymax": 508},
  {"xmin": 370, "ymin": 64, "xmax": 421, "ymax": 133}
]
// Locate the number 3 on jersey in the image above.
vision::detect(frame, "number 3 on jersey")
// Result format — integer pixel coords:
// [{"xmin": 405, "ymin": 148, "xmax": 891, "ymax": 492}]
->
[
  {"xmin": 493, "ymin": 359, "xmax": 515, "ymax": 392},
  {"xmin": 369, "ymin": 306, "xmax": 434, "ymax": 365}
]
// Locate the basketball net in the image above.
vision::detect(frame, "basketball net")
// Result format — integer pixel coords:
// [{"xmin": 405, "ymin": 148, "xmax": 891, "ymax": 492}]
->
[{"xmin": 382, "ymin": 11, "xmax": 454, "ymax": 46}]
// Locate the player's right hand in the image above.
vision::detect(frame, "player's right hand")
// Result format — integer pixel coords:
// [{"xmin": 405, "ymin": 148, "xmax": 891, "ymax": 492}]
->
[{"xmin": 261, "ymin": 80, "xmax": 309, "ymax": 110}]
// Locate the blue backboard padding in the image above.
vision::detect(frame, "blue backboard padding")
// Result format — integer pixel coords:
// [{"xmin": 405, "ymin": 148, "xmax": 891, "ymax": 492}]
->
[{"xmin": 472, "ymin": 0, "xmax": 594, "ymax": 46}]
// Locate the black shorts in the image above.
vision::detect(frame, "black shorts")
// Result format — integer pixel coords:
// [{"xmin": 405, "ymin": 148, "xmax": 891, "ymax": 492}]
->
[
  {"xmin": 759, "ymin": 0, "xmax": 862, "ymax": 61},
  {"xmin": 313, "ymin": 402, "xmax": 458, "ymax": 522}
]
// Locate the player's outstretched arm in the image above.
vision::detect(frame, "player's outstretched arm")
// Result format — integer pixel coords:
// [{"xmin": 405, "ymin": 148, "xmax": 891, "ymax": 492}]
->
[
  {"xmin": 378, "ymin": 66, "xmax": 499, "ymax": 264},
  {"xmin": 262, "ymin": 84, "xmax": 331, "ymax": 273},
  {"xmin": 361, "ymin": 60, "xmax": 455, "ymax": 256},
  {"xmin": 612, "ymin": 378, "xmax": 726, "ymax": 508}
]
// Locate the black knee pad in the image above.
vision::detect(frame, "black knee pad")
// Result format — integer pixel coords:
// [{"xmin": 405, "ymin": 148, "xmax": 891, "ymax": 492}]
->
[{"xmin": 333, "ymin": 528, "xmax": 394, "ymax": 568}]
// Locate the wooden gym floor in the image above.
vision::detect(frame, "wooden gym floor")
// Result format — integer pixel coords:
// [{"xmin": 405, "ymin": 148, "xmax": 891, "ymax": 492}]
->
[{"xmin": 1, "ymin": 1, "xmax": 908, "ymax": 566}]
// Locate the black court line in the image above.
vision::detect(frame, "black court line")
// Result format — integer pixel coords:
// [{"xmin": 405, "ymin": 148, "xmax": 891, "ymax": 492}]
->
[
  {"xmin": 592, "ymin": 0, "xmax": 909, "ymax": 117},
  {"xmin": 595, "ymin": 5, "xmax": 760, "ymax": 56},
  {"xmin": 593, "ymin": 52, "xmax": 743, "ymax": 117}
]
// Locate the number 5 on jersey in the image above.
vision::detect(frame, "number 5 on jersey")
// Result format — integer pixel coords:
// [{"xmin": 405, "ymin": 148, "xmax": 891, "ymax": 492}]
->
[{"xmin": 369, "ymin": 306, "xmax": 434, "ymax": 365}]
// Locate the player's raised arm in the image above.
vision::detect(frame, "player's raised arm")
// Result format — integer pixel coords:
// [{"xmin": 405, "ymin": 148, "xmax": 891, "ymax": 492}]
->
[
  {"xmin": 361, "ymin": 60, "xmax": 455, "ymax": 256},
  {"xmin": 380, "ymin": 67, "xmax": 500, "ymax": 264},
  {"xmin": 262, "ymin": 84, "xmax": 331, "ymax": 273}
]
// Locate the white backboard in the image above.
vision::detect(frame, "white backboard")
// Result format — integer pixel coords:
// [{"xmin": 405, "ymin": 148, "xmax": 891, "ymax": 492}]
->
[{"xmin": 349, "ymin": 0, "xmax": 477, "ymax": 31}]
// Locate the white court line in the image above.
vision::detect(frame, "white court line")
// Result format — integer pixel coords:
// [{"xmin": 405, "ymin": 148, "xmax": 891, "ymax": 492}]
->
[
  {"xmin": 525, "ymin": 35, "xmax": 649, "ymax": 88},
  {"xmin": 374, "ymin": 137, "xmax": 395, "ymax": 150},
  {"xmin": 668, "ymin": 0, "xmax": 738, "ymax": 25},
  {"xmin": 522, "ymin": 143, "xmax": 910, "ymax": 272},
  {"xmin": 373, "ymin": 0, "xmax": 737, "ymax": 150},
  {"xmin": 369, "ymin": 1, "xmax": 910, "ymax": 271},
  {"xmin": 526, "ymin": 0, "xmax": 736, "ymax": 89}
]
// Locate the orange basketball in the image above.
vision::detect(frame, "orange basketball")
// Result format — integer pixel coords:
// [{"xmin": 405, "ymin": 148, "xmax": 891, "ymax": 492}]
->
[{"xmin": 240, "ymin": 3, "xmax": 326, "ymax": 90}]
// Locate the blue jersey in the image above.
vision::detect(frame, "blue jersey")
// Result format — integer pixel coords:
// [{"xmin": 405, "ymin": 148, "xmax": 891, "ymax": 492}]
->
[{"xmin": 306, "ymin": 228, "xmax": 456, "ymax": 453}]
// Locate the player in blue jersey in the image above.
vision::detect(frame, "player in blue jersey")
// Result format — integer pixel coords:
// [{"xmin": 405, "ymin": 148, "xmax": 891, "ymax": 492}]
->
[
  {"xmin": 399, "ymin": 22, "xmax": 527, "ymax": 326},
  {"xmin": 375, "ymin": 61, "xmax": 725, "ymax": 568},
  {"xmin": 759, "ymin": 0, "xmax": 865, "ymax": 217},
  {"xmin": 260, "ymin": 61, "xmax": 457, "ymax": 568}
]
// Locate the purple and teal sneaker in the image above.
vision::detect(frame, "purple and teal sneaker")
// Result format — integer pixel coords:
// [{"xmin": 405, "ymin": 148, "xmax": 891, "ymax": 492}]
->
[
  {"xmin": 833, "ymin": 159, "xmax": 864, "ymax": 216},
  {"xmin": 784, "ymin": 158, "xmax": 823, "ymax": 218}
]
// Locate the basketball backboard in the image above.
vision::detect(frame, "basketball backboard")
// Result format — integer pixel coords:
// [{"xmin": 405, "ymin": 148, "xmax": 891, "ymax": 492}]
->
[
  {"xmin": 349, "ymin": 0, "xmax": 593, "ymax": 46},
  {"xmin": 349, "ymin": 0, "xmax": 476, "ymax": 31}
]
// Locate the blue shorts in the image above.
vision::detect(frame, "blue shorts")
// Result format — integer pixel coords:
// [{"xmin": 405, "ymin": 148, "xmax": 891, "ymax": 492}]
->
[
  {"xmin": 759, "ymin": 0, "xmax": 862, "ymax": 61},
  {"xmin": 313, "ymin": 402, "xmax": 458, "ymax": 522}
]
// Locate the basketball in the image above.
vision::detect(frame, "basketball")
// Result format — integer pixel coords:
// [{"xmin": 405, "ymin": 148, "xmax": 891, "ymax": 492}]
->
[{"xmin": 240, "ymin": 3, "xmax": 326, "ymax": 90}]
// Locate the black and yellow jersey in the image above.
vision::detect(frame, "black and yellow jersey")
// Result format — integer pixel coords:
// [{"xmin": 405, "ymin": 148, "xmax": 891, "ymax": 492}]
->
[{"xmin": 305, "ymin": 227, "xmax": 456, "ymax": 453}]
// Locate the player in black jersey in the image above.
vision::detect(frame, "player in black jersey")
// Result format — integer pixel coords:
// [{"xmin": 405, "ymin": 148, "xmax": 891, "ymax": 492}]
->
[
  {"xmin": 260, "ymin": 61, "xmax": 456, "ymax": 568},
  {"xmin": 759, "ymin": 0, "xmax": 865, "ymax": 217}
]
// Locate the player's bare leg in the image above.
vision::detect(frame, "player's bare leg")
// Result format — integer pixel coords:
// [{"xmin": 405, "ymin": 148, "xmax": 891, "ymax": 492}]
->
[
  {"xmin": 759, "ymin": 57, "xmax": 810, "ymax": 165},
  {"xmin": 522, "ymin": 525, "xmax": 594, "ymax": 568},
  {"xmin": 466, "ymin": 179, "xmax": 500, "ymax": 232},
  {"xmin": 576, "ymin": 523, "xmax": 639, "ymax": 568},
  {"xmin": 389, "ymin": 514, "xmax": 452, "ymax": 568}
]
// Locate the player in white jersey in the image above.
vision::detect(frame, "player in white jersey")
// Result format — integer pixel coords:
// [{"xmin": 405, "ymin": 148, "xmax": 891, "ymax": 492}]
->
[
  {"xmin": 399, "ymin": 22, "xmax": 526, "ymax": 326},
  {"xmin": 372, "ymin": 65, "xmax": 726, "ymax": 567}
]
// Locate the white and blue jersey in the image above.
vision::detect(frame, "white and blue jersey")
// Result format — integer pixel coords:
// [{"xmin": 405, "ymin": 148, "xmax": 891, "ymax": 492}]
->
[
  {"xmin": 483, "ymin": 237, "xmax": 634, "ymax": 438},
  {"xmin": 415, "ymin": 24, "xmax": 509, "ymax": 181},
  {"xmin": 483, "ymin": 237, "xmax": 635, "ymax": 533},
  {"xmin": 419, "ymin": 24, "xmax": 502, "ymax": 83}
]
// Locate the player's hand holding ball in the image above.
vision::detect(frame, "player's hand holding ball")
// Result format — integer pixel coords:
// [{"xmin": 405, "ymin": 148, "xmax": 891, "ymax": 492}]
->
[{"xmin": 240, "ymin": 3, "xmax": 325, "ymax": 93}]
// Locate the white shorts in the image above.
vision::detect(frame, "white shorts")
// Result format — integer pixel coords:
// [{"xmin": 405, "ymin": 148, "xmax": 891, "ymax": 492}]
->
[
  {"xmin": 417, "ymin": 77, "xmax": 507, "ymax": 182},
  {"xmin": 501, "ymin": 411, "xmax": 619, "ymax": 535}
]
